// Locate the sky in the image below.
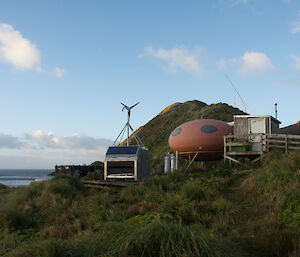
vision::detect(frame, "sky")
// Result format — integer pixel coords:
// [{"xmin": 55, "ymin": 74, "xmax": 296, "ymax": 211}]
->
[{"xmin": 1, "ymin": 0, "xmax": 300, "ymax": 168}]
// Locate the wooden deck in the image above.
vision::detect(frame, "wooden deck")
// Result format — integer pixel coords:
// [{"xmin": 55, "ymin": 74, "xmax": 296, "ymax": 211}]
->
[
  {"xmin": 83, "ymin": 180, "xmax": 139, "ymax": 189},
  {"xmin": 224, "ymin": 133, "xmax": 300, "ymax": 164}
]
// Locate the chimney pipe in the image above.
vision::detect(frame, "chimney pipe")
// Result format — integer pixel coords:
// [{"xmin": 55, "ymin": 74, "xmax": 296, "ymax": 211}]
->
[{"xmin": 275, "ymin": 103, "xmax": 278, "ymax": 119}]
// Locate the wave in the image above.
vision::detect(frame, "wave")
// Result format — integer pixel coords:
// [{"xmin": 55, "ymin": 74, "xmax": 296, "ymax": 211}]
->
[{"xmin": 0, "ymin": 176, "xmax": 36, "ymax": 181}]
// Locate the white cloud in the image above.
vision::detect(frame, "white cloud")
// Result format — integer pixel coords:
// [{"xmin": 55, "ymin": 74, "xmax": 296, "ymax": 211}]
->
[
  {"xmin": 141, "ymin": 46, "xmax": 204, "ymax": 76},
  {"xmin": 291, "ymin": 10, "xmax": 300, "ymax": 34},
  {"xmin": 291, "ymin": 54, "xmax": 300, "ymax": 70},
  {"xmin": 239, "ymin": 52, "xmax": 274, "ymax": 74},
  {"xmin": 221, "ymin": 51, "xmax": 274, "ymax": 75},
  {"xmin": 54, "ymin": 67, "xmax": 66, "ymax": 78},
  {"xmin": 26, "ymin": 130, "xmax": 112, "ymax": 150},
  {"xmin": 0, "ymin": 133, "xmax": 24, "ymax": 149},
  {"xmin": 0, "ymin": 23, "xmax": 41, "ymax": 70},
  {"xmin": 0, "ymin": 131, "xmax": 113, "ymax": 168}
]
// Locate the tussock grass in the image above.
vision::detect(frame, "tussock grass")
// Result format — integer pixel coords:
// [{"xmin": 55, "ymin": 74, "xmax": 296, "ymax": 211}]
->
[
  {"xmin": 2, "ymin": 157, "xmax": 300, "ymax": 256},
  {"xmin": 120, "ymin": 219, "xmax": 220, "ymax": 257},
  {"xmin": 239, "ymin": 151, "xmax": 300, "ymax": 256},
  {"xmin": 181, "ymin": 180, "xmax": 205, "ymax": 201}
]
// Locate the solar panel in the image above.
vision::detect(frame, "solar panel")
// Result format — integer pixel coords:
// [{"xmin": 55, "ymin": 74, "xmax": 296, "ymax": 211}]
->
[{"xmin": 106, "ymin": 146, "xmax": 139, "ymax": 155}]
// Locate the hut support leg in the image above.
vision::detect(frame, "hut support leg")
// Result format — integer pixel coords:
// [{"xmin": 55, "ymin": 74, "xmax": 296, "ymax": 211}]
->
[
  {"xmin": 253, "ymin": 153, "xmax": 263, "ymax": 163},
  {"xmin": 224, "ymin": 155, "xmax": 242, "ymax": 165},
  {"xmin": 185, "ymin": 153, "xmax": 198, "ymax": 173}
]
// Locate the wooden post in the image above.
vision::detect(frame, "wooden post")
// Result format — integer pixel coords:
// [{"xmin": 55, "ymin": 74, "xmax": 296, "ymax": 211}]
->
[
  {"xmin": 285, "ymin": 135, "xmax": 288, "ymax": 155},
  {"xmin": 185, "ymin": 153, "xmax": 198, "ymax": 173},
  {"xmin": 223, "ymin": 135, "xmax": 227, "ymax": 163}
]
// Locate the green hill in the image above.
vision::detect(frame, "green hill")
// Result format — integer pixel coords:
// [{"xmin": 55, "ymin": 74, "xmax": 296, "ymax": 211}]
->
[{"xmin": 127, "ymin": 100, "xmax": 246, "ymax": 172}]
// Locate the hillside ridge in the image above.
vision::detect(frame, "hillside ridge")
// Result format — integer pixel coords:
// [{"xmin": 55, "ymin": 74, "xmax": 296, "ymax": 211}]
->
[{"xmin": 127, "ymin": 100, "xmax": 246, "ymax": 172}]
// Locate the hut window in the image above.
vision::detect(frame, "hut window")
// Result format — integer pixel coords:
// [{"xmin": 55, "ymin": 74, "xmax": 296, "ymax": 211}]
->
[
  {"xmin": 172, "ymin": 127, "xmax": 182, "ymax": 136},
  {"xmin": 201, "ymin": 125, "xmax": 217, "ymax": 133}
]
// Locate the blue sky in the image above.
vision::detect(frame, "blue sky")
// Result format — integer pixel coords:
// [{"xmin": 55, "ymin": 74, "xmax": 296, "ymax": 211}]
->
[{"xmin": 0, "ymin": 0, "xmax": 300, "ymax": 168}]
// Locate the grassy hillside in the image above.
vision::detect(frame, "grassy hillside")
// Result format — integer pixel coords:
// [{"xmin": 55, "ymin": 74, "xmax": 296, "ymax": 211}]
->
[
  {"xmin": 1, "ymin": 151, "xmax": 300, "ymax": 256},
  {"xmin": 127, "ymin": 100, "xmax": 246, "ymax": 172}
]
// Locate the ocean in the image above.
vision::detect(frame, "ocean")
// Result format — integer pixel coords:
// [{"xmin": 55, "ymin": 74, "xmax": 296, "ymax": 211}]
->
[{"xmin": 0, "ymin": 169, "xmax": 53, "ymax": 187}]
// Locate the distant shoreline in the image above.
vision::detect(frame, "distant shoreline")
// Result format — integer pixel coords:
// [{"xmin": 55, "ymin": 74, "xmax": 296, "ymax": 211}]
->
[{"xmin": 0, "ymin": 169, "xmax": 54, "ymax": 187}]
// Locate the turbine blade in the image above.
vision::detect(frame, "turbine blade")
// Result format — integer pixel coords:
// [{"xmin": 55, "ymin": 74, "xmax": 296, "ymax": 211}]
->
[
  {"xmin": 130, "ymin": 102, "xmax": 140, "ymax": 109},
  {"xmin": 121, "ymin": 102, "xmax": 129, "ymax": 110}
]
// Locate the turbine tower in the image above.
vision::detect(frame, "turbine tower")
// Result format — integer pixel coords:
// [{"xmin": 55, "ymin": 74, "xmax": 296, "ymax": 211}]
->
[{"xmin": 113, "ymin": 102, "xmax": 144, "ymax": 147}]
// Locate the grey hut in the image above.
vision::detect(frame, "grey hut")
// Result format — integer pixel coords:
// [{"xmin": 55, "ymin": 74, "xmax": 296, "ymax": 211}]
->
[
  {"xmin": 234, "ymin": 115, "xmax": 281, "ymax": 137},
  {"xmin": 104, "ymin": 146, "xmax": 150, "ymax": 181}
]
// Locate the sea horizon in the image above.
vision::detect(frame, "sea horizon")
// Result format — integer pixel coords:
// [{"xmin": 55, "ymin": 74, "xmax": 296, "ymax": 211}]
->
[{"xmin": 0, "ymin": 169, "xmax": 54, "ymax": 187}]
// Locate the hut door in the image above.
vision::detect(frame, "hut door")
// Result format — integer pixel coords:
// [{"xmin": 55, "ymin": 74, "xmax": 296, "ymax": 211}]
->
[
  {"xmin": 249, "ymin": 118, "xmax": 265, "ymax": 134},
  {"xmin": 249, "ymin": 118, "xmax": 264, "ymax": 152}
]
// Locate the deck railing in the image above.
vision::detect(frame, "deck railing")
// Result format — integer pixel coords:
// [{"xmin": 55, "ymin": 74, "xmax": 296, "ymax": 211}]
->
[
  {"xmin": 224, "ymin": 133, "xmax": 264, "ymax": 155},
  {"xmin": 265, "ymin": 134, "xmax": 300, "ymax": 154},
  {"xmin": 224, "ymin": 133, "xmax": 300, "ymax": 164}
]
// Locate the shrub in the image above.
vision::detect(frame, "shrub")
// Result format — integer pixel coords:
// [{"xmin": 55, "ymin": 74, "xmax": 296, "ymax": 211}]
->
[
  {"xmin": 48, "ymin": 176, "xmax": 86, "ymax": 199},
  {"xmin": 279, "ymin": 200, "xmax": 300, "ymax": 233},
  {"xmin": 214, "ymin": 197, "xmax": 232, "ymax": 215},
  {"xmin": 0, "ymin": 190, "xmax": 37, "ymax": 231},
  {"xmin": 120, "ymin": 219, "xmax": 220, "ymax": 257},
  {"xmin": 142, "ymin": 175, "xmax": 174, "ymax": 192},
  {"xmin": 0, "ymin": 183, "xmax": 9, "ymax": 190},
  {"xmin": 5, "ymin": 239, "xmax": 72, "ymax": 257},
  {"xmin": 81, "ymin": 172, "xmax": 102, "ymax": 181},
  {"xmin": 126, "ymin": 212, "xmax": 172, "ymax": 225},
  {"xmin": 181, "ymin": 180, "xmax": 205, "ymax": 201},
  {"xmin": 177, "ymin": 202, "xmax": 200, "ymax": 224}
]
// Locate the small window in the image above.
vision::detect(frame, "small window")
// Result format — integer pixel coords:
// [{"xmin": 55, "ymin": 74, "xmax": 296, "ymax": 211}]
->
[
  {"xmin": 201, "ymin": 125, "xmax": 217, "ymax": 133},
  {"xmin": 172, "ymin": 127, "xmax": 182, "ymax": 136}
]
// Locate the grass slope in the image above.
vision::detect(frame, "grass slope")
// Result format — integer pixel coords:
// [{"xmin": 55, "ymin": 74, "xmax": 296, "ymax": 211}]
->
[
  {"xmin": 2, "ymin": 151, "xmax": 300, "ymax": 256},
  {"xmin": 127, "ymin": 100, "xmax": 246, "ymax": 172}
]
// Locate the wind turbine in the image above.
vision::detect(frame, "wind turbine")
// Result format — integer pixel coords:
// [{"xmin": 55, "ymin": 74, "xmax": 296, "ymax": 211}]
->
[
  {"xmin": 113, "ymin": 102, "xmax": 144, "ymax": 146},
  {"xmin": 121, "ymin": 102, "xmax": 139, "ymax": 146}
]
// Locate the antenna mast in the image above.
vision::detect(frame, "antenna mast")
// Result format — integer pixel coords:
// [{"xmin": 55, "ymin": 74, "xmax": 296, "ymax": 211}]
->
[{"xmin": 225, "ymin": 75, "xmax": 247, "ymax": 113}]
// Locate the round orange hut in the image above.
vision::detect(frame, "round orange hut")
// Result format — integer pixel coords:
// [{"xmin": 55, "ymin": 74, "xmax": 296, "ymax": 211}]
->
[{"xmin": 168, "ymin": 119, "xmax": 232, "ymax": 161}]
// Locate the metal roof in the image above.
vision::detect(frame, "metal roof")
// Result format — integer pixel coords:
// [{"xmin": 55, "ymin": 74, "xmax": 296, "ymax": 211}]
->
[
  {"xmin": 233, "ymin": 115, "xmax": 281, "ymax": 124},
  {"xmin": 106, "ymin": 146, "xmax": 139, "ymax": 155}
]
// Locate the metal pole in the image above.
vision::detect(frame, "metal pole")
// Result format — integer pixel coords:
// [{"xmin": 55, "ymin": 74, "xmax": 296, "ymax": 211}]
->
[
  {"xmin": 175, "ymin": 151, "xmax": 178, "ymax": 170},
  {"xmin": 127, "ymin": 110, "xmax": 130, "ymax": 146}
]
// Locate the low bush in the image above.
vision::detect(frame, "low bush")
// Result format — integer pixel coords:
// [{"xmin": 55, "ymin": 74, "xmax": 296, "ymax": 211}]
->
[
  {"xmin": 48, "ymin": 176, "xmax": 86, "ymax": 199},
  {"xmin": 5, "ymin": 239, "xmax": 72, "ymax": 257},
  {"xmin": 126, "ymin": 212, "xmax": 172, "ymax": 225},
  {"xmin": 279, "ymin": 200, "xmax": 300, "ymax": 234},
  {"xmin": 81, "ymin": 172, "xmax": 102, "ymax": 181},
  {"xmin": 181, "ymin": 180, "xmax": 205, "ymax": 201},
  {"xmin": 120, "ymin": 219, "xmax": 220, "ymax": 257},
  {"xmin": 0, "ymin": 183, "xmax": 9, "ymax": 190}
]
